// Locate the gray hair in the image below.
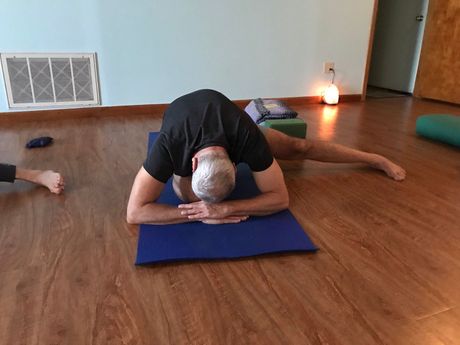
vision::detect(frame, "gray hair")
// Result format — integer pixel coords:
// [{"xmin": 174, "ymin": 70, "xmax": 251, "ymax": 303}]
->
[{"xmin": 191, "ymin": 151, "xmax": 236, "ymax": 203}]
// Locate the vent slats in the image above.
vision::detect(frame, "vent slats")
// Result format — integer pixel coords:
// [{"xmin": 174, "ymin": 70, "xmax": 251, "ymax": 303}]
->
[
  {"xmin": 6, "ymin": 58, "xmax": 33, "ymax": 104},
  {"xmin": 52, "ymin": 58, "xmax": 75, "ymax": 102},
  {"xmin": 72, "ymin": 58, "xmax": 94, "ymax": 102},
  {"xmin": 1, "ymin": 53, "xmax": 99, "ymax": 109},
  {"xmin": 30, "ymin": 58, "xmax": 54, "ymax": 103}
]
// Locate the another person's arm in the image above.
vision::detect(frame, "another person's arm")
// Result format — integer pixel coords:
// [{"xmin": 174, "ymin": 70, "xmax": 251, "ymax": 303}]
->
[
  {"xmin": 0, "ymin": 163, "xmax": 65, "ymax": 194},
  {"xmin": 178, "ymin": 159, "xmax": 289, "ymax": 220}
]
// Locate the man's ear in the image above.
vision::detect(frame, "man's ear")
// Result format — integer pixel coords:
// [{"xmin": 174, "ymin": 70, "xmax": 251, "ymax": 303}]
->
[{"xmin": 192, "ymin": 156, "xmax": 198, "ymax": 173}]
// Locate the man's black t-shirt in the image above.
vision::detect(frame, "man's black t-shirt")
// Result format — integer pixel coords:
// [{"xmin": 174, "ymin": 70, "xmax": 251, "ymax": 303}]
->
[{"xmin": 143, "ymin": 89, "xmax": 274, "ymax": 183}]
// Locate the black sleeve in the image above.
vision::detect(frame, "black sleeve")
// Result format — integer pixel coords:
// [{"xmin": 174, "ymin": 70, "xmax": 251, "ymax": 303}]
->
[
  {"xmin": 0, "ymin": 163, "xmax": 16, "ymax": 183},
  {"xmin": 143, "ymin": 135, "xmax": 174, "ymax": 183},
  {"xmin": 241, "ymin": 127, "xmax": 274, "ymax": 172}
]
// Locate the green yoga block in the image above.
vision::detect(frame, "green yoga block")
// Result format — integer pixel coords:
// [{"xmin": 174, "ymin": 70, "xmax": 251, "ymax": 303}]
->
[
  {"xmin": 416, "ymin": 114, "xmax": 460, "ymax": 147},
  {"xmin": 260, "ymin": 119, "xmax": 307, "ymax": 138}
]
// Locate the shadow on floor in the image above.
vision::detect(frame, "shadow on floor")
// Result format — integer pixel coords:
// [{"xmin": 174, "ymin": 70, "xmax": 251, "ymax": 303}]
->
[{"xmin": 366, "ymin": 85, "xmax": 411, "ymax": 99}]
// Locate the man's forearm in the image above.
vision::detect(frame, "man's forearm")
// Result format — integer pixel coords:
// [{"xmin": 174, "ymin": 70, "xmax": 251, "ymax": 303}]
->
[
  {"xmin": 177, "ymin": 190, "xmax": 288, "ymax": 221},
  {"xmin": 222, "ymin": 191, "xmax": 289, "ymax": 217},
  {"xmin": 127, "ymin": 202, "xmax": 192, "ymax": 225},
  {"xmin": 220, "ymin": 159, "xmax": 290, "ymax": 217}
]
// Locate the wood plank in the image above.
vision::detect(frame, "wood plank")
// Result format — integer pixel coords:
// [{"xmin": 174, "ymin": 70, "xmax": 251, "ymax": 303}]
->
[
  {"xmin": 416, "ymin": 307, "xmax": 460, "ymax": 345},
  {"xmin": 1, "ymin": 97, "xmax": 459, "ymax": 344}
]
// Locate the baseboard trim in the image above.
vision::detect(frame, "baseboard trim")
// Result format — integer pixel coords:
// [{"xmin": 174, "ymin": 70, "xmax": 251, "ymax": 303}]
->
[
  {"xmin": 0, "ymin": 94, "xmax": 362, "ymax": 123},
  {"xmin": 234, "ymin": 94, "xmax": 361, "ymax": 108},
  {"xmin": 0, "ymin": 104, "xmax": 170, "ymax": 124}
]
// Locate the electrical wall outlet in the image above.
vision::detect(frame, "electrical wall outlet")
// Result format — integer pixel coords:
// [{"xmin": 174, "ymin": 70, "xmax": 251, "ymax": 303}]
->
[{"xmin": 323, "ymin": 62, "xmax": 335, "ymax": 73}]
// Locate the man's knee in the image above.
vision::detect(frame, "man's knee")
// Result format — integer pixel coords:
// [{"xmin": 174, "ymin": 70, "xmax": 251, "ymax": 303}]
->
[
  {"xmin": 262, "ymin": 127, "xmax": 311, "ymax": 160},
  {"xmin": 293, "ymin": 138, "xmax": 311, "ymax": 156}
]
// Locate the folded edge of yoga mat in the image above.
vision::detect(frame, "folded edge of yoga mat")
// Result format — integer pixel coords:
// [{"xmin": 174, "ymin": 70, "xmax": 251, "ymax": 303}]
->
[{"xmin": 135, "ymin": 132, "xmax": 317, "ymax": 265}]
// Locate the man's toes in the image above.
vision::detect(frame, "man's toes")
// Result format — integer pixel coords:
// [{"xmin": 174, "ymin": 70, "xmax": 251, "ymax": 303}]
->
[{"xmin": 395, "ymin": 170, "xmax": 406, "ymax": 181}]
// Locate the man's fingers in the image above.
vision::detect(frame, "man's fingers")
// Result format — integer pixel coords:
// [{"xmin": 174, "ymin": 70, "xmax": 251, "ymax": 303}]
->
[
  {"xmin": 186, "ymin": 212, "xmax": 249, "ymax": 221},
  {"xmin": 221, "ymin": 219, "xmax": 242, "ymax": 223},
  {"xmin": 201, "ymin": 218, "xmax": 241, "ymax": 224},
  {"xmin": 188, "ymin": 213, "xmax": 206, "ymax": 220},
  {"xmin": 226, "ymin": 216, "xmax": 249, "ymax": 221},
  {"xmin": 180, "ymin": 209, "xmax": 200, "ymax": 216},
  {"xmin": 210, "ymin": 216, "xmax": 248, "ymax": 224},
  {"xmin": 178, "ymin": 204, "xmax": 206, "ymax": 217},
  {"xmin": 199, "ymin": 216, "xmax": 249, "ymax": 224}
]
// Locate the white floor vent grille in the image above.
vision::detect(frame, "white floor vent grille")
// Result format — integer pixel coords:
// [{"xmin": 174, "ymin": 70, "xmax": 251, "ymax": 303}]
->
[{"xmin": 1, "ymin": 53, "xmax": 100, "ymax": 109}]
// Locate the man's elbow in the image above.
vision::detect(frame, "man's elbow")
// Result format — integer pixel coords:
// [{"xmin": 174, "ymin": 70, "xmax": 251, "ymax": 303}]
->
[
  {"xmin": 126, "ymin": 206, "xmax": 141, "ymax": 225},
  {"xmin": 280, "ymin": 194, "xmax": 289, "ymax": 210},
  {"xmin": 276, "ymin": 192, "xmax": 289, "ymax": 212},
  {"xmin": 126, "ymin": 214, "xmax": 139, "ymax": 225}
]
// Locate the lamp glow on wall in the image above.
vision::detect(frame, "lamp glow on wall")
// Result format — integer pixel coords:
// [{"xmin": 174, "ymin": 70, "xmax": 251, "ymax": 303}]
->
[{"xmin": 322, "ymin": 68, "xmax": 340, "ymax": 105}]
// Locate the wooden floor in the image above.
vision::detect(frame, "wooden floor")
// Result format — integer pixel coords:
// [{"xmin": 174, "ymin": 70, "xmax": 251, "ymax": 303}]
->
[{"xmin": 1, "ymin": 97, "xmax": 459, "ymax": 345}]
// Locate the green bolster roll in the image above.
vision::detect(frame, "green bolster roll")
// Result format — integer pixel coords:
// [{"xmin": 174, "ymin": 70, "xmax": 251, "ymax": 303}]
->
[{"xmin": 416, "ymin": 114, "xmax": 460, "ymax": 147}]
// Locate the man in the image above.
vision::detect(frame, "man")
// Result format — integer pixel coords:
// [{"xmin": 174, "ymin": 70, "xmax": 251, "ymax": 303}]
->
[
  {"xmin": 127, "ymin": 89, "xmax": 405, "ymax": 225},
  {"xmin": 0, "ymin": 163, "xmax": 65, "ymax": 194}
]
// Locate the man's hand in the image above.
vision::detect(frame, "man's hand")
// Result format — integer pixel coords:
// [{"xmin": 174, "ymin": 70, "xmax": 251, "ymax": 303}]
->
[
  {"xmin": 178, "ymin": 201, "xmax": 229, "ymax": 220},
  {"xmin": 200, "ymin": 216, "xmax": 249, "ymax": 224},
  {"xmin": 178, "ymin": 201, "xmax": 249, "ymax": 224}
]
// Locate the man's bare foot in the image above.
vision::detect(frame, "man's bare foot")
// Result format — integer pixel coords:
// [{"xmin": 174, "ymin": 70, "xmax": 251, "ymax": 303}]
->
[
  {"xmin": 372, "ymin": 156, "xmax": 406, "ymax": 181},
  {"xmin": 35, "ymin": 170, "xmax": 65, "ymax": 194}
]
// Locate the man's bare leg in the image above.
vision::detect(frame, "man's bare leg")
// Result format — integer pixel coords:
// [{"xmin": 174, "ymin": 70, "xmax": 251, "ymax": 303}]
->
[
  {"xmin": 15, "ymin": 168, "xmax": 65, "ymax": 194},
  {"xmin": 261, "ymin": 127, "xmax": 406, "ymax": 181},
  {"xmin": 172, "ymin": 174, "xmax": 200, "ymax": 202}
]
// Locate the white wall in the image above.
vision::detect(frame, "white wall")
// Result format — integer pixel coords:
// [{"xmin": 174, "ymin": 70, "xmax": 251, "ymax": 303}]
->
[{"xmin": 0, "ymin": 0, "xmax": 375, "ymax": 112}]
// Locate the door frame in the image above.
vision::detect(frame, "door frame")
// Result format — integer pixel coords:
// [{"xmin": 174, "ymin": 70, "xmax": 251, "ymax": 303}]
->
[
  {"xmin": 361, "ymin": 0, "xmax": 379, "ymax": 101},
  {"xmin": 362, "ymin": 0, "xmax": 431, "ymax": 100}
]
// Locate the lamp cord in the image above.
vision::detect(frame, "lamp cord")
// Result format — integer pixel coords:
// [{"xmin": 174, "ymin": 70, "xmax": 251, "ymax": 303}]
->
[{"xmin": 329, "ymin": 68, "xmax": 335, "ymax": 84}]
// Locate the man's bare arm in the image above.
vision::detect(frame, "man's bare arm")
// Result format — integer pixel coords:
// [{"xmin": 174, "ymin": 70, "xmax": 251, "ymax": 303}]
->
[
  {"xmin": 226, "ymin": 159, "xmax": 289, "ymax": 215},
  {"xmin": 126, "ymin": 167, "xmax": 192, "ymax": 225},
  {"xmin": 127, "ymin": 167, "xmax": 248, "ymax": 225},
  {"xmin": 179, "ymin": 159, "xmax": 289, "ymax": 219}
]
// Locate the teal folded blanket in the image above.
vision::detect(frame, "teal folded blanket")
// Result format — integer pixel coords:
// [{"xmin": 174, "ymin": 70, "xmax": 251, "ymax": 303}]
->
[{"xmin": 416, "ymin": 114, "xmax": 460, "ymax": 147}]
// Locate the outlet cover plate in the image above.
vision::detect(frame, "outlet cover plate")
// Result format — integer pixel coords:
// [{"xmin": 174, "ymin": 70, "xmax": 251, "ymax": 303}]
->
[{"xmin": 323, "ymin": 62, "xmax": 335, "ymax": 73}]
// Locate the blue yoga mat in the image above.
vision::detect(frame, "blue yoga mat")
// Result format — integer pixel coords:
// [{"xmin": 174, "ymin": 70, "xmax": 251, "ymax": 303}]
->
[{"xmin": 135, "ymin": 132, "xmax": 317, "ymax": 265}]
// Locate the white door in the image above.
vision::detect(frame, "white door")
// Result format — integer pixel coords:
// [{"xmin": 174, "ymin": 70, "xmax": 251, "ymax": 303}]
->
[{"xmin": 368, "ymin": 0, "xmax": 429, "ymax": 93}]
